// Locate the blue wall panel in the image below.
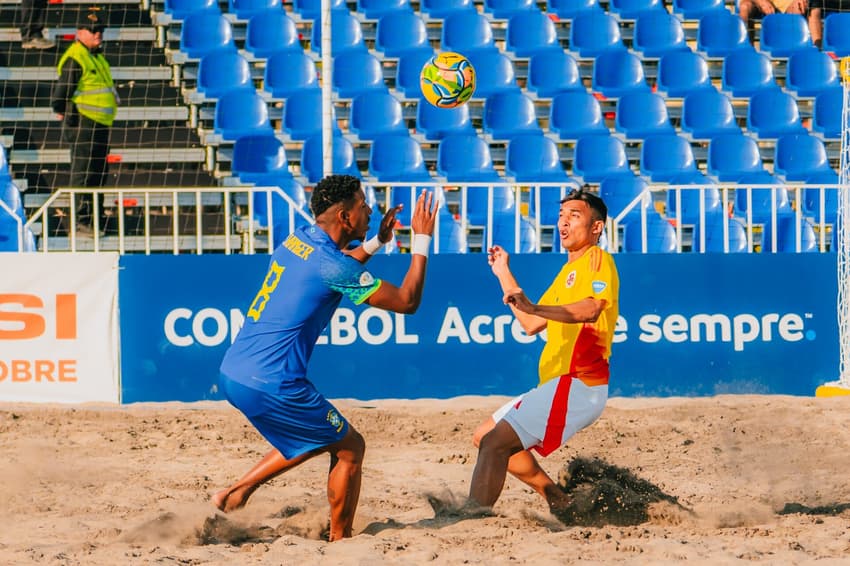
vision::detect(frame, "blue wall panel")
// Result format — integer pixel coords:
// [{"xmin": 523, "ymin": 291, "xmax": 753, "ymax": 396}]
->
[{"xmin": 119, "ymin": 253, "xmax": 838, "ymax": 403}]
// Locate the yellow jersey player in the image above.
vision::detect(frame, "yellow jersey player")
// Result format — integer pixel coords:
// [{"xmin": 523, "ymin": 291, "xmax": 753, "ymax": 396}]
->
[{"xmin": 468, "ymin": 187, "xmax": 619, "ymax": 513}]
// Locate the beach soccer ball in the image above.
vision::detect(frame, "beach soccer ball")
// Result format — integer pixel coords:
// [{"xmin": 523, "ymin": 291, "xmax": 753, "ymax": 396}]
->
[{"xmin": 420, "ymin": 52, "xmax": 476, "ymax": 108}]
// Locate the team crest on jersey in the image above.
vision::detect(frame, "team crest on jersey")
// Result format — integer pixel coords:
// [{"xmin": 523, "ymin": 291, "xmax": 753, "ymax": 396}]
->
[
  {"xmin": 327, "ymin": 409, "xmax": 344, "ymax": 433},
  {"xmin": 565, "ymin": 270, "xmax": 577, "ymax": 288},
  {"xmin": 360, "ymin": 271, "xmax": 375, "ymax": 286}
]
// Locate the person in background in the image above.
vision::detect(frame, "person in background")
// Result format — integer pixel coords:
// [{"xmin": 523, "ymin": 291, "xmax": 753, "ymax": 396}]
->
[
  {"xmin": 808, "ymin": 0, "xmax": 848, "ymax": 49},
  {"xmin": 738, "ymin": 0, "xmax": 808, "ymax": 43},
  {"xmin": 20, "ymin": 0, "xmax": 55, "ymax": 50},
  {"xmin": 51, "ymin": 7, "xmax": 117, "ymax": 234}
]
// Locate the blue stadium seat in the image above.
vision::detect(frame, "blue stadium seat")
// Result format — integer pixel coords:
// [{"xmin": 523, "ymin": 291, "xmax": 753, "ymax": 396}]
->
[
  {"xmin": 549, "ymin": 91, "xmax": 608, "ymax": 140},
  {"xmin": 569, "ymin": 11, "xmax": 624, "ymax": 58},
  {"xmin": 759, "ymin": 13, "xmax": 813, "ymax": 58},
  {"xmin": 350, "ymin": 92, "xmax": 408, "ymax": 140},
  {"xmin": 599, "ymin": 174, "xmax": 650, "ymax": 223},
  {"xmin": 506, "ymin": 11, "xmax": 559, "ymax": 58},
  {"xmin": 692, "ymin": 216, "xmax": 748, "ymax": 253},
  {"xmin": 707, "ymin": 133, "xmax": 764, "ymax": 181},
  {"xmin": 421, "ymin": 0, "xmax": 475, "ymax": 19},
  {"xmin": 228, "ymin": 0, "xmax": 278, "ymax": 20},
  {"xmin": 0, "ymin": 145, "xmax": 9, "ymax": 183},
  {"xmin": 527, "ymin": 183, "xmax": 581, "ymax": 229},
  {"xmin": 527, "ymin": 50, "xmax": 583, "ymax": 99},
  {"xmin": 375, "ymin": 11, "xmax": 429, "ymax": 57},
  {"xmin": 747, "ymin": 89, "xmax": 806, "ymax": 139},
  {"xmin": 357, "ymin": 0, "xmax": 412, "ymax": 19},
  {"xmin": 165, "ymin": 0, "xmax": 219, "ymax": 21},
  {"xmin": 369, "ymin": 135, "xmax": 431, "ymax": 181},
  {"xmin": 656, "ymin": 50, "xmax": 712, "ymax": 98},
  {"xmin": 802, "ymin": 170, "xmax": 839, "ymax": 225},
  {"xmin": 592, "ymin": 50, "xmax": 650, "ymax": 98},
  {"xmin": 632, "ymin": 12, "xmax": 688, "ymax": 58},
  {"xmin": 465, "ymin": 186, "xmax": 517, "ymax": 226},
  {"xmin": 433, "ymin": 216, "xmax": 468, "ymax": 253},
  {"xmin": 614, "ymin": 91, "xmax": 674, "ymax": 139},
  {"xmin": 416, "ymin": 100, "xmax": 475, "ymax": 140},
  {"xmin": 572, "ymin": 135, "xmax": 631, "ymax": 182},
  {"xmin": 505, "ymin": 134, "xmax": 569, "ymax": 182},
  {"xmin": 466, "ymin": 51, "xmax": 520, "ymax": 98},
  {"xmin": 696, "ymin": 10, "xmax": 750, "ymax": 58},
  {"xmin": 608, "ymin": 0, "xmax": 663, "ymax": 20},
  {"xmin": 245, "ymin": 11, "xmax": 302, "ymax": 59},
  {"xmin": 547, "ymin": 0, "xmax": 600, "ymax": 18},
  {"xmin": 180, "ymin": 12, "xmax": 235, "ymax": 59},
  {"xmin": 721, "ymin": 48, "xmax": 777, "ymax": 98},
  {"xmin": 263, "ymin": 51, "xmax": 319, "ymax": 99},
  {"xmin": 763, "ymin": 215, "xmax": 817, "ymax": 253},
  {"xmin": 813, "ymin": 87, "xmax": 842, "ymax": 140},
  {"xmin": 486, "ymin": 214, "xmax": 538, "ymax": 253},
  {"xmin": 0, "ymin": 179, "xmax": 24, "ymax": 218},
  {"xmin": 301, "ymin": 135, "xmax": 361, "ymax": 183},
  {"xmin": 437, "ymin": 134, "xmax": 502, "ymax": 182},
  {"xmin": 773, "ymin": 133, "xmax": 831, "ymax": 181},
  {"xmin": 672, "ymin": 0, "xmax": 725, "ymax": 20},
  {"xmin": 214, "ymin": 90, "xmax": 272, "ymax": 141},
  {"xmin": 483, "ymin": 92, "xmax": 543, "ymax": 140},
  {"xmin": 395, "ymin": 49, "xmax": 435, "ymax": 99},
  {"xmin": 622, "ymin": 213, "xmax": 678, "ymax": 253},
  {"xmin": 232, "ymin": 135, "xmax": 292, "ymax": 183},
  {"xmin": 294, "ymin": 0, "xmax": 347, "ymax": 19},
  {"xmin": 786, "ymin": 48, "xmax": 840, "ymax": 98},
  {"xmin": 282, "ymin": 89, "xmax": 340, "ymax": 140},
  {"xmin": 665, "ymin": 171, "xmax": 722, "ymax": 225},
  {"xmin": 0, "ymin": 216, "xmax": 34, "ymax": 252},
  {"xmin": 311, "ymin": 12, "xmax": 366, "ymax": 55},
  {"xmin": 333, "ymin": 51, "xmax": 387, "ymax": 99},
  {"xmin": 196, "ymin": 51, "xmax": 252, "ymax": 100},
  {"xmin": 640, "ymin": 133, "xmax": 697, "ymax": 182},
  {"xmin": 733, "ymin": 171, "xmax": 791, "ymax": 223},
  {"xmin": 252, "ymin": 178, "xmax": 310, "ymax": 247},
  {"xmin": 824, "ymin": 13, "xmax": 850, "ymax": 57},
  {"xmin": 484, "ymin": 0, "xmax": 536, "ymax": 19},
  {"xmin": 442, "ymin": 12, "xmax": 496, "ymax": 55},
  {"xmin": 681, "ymin": 88, "xmax": 741, "ymax": 140}
]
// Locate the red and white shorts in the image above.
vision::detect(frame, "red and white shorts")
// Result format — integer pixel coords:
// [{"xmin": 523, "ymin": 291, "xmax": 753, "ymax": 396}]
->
[{"xmin": 493, "ymin": 376, "xmax": 608, "ymax": 457}]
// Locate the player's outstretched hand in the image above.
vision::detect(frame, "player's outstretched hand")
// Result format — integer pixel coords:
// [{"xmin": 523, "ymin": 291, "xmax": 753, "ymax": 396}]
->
[
  {"xmin": 411, "ymin": 190, "xmax": 439, "ymax": 236},
  {"xmin": 487, "ymin": 245, "xmax": 511, "ymax": 276},
  {"xmin": 378, "ymin": 204, "xmax": 403, "ymax": 243},
  {"xmin": 504, "ymin": 288, "xmax": 534, "ymax": 313}
]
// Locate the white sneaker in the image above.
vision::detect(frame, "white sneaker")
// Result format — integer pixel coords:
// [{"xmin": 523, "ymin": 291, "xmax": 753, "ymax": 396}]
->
[{"xmin": 22, "ymin": 37, "xmax": 55, "ymax": 49}]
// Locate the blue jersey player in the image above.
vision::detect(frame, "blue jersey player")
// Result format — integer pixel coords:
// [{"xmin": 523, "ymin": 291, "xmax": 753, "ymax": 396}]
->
[{"xmin": 214, "ymin": 175, "xmax": 438, "ymax": 541}]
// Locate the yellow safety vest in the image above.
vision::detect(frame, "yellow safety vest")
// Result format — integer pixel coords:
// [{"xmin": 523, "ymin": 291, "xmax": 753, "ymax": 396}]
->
[{"xmin": 57, "ymin": 41, "xmax": 118, "ymax": 126}]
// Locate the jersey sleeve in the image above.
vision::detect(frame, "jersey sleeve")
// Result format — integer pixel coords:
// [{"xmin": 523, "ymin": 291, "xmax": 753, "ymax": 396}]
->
[
  {"xmin": 590, "ymin": 252, "xmax": 618, "ymax": 307},
  {"xmin": 321, "ymin": 253, "xmax": 382, "ymax": 305}
]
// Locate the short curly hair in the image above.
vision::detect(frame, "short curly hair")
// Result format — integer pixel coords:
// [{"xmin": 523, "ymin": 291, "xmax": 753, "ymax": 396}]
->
[{"xmin": 310, "ymin": 175, "xmax": 362, "ymax": 218}]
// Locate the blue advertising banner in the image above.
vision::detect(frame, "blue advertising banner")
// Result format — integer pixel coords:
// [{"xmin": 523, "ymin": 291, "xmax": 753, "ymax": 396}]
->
[{"xmin": 118, "ymin": 253, "xmax": 839, "ymax": 403}]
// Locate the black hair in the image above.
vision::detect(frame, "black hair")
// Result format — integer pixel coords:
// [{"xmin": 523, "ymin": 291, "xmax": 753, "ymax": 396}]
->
[
  {"xmin": 562, "ymin": 187, "xmax": 608, "ymax": 223},
  {"xmin": 310, "ymin": 175, "xmax": 361, "ymax": 218}
]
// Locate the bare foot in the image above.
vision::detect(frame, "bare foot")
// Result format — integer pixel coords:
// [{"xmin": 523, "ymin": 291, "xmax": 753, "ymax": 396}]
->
[{"xmin": 211, "ymin": 486, "xmax": 253, "ymax": 512}]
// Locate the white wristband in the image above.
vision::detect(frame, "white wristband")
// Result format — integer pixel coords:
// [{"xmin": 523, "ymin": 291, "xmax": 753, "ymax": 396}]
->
[
  {"xmin": 362, "ymin": 235, "xmax": 383, "ymax": 255},
  {"xmin": 411, "ymin": 234, "xmax": 432, "ymax": 257}
]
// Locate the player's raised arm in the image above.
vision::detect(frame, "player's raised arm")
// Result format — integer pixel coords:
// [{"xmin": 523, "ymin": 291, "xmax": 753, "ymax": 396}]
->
[
  {"xmin": 487, "ymin": 246, "xmax": 548, "ymax": 335},
  {"xmin": 347, "ymin": 204, "xmax": 403, "ymax": 263},
  {"xmin": 364, "ymin": 190, "xmax": 438, "ymax": 314}
]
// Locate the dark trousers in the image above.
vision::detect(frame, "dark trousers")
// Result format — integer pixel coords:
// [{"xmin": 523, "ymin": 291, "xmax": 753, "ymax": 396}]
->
[
  {"xmin": 63, "ymin": 115, "xmax": 110, "ymax": 227},
  {"xmin": 19, "ymin": 0, "xmax": 48, "ymax": 40}
]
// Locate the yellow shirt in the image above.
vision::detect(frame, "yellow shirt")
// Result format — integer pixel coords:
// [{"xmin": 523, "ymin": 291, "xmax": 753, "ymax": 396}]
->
[{"xmin": 537, "ymin": 246, "xmax": 619, "ymax": 386}]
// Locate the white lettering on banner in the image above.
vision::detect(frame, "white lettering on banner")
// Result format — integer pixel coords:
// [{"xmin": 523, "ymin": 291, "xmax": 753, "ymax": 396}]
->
[
  {"xmin": 437, "ymin": 307, "xmax": 540, "ymax": 345},
  {"xmin": 613, "ymin": 316, "xmax": 628, "ymax": 344},
  {"xmin": 0, "ymin": 253, "xmax": 119, "ymax": 404},
  {"xmin": 636, "ymin": 312, "xmax": 809, "ymax": 351},
  {"xmin": 316, "ymin": 309, "xmax": 419, "ymax": 346},
  {"xmin": 164, "ymin": 308, "xmax": 244, "ymax": 347}
]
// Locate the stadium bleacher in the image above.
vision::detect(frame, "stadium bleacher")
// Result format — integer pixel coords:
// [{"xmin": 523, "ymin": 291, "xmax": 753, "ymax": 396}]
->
[{"xmin": 0, "ymin": 0, "xmax": 845, "ymax": 253}]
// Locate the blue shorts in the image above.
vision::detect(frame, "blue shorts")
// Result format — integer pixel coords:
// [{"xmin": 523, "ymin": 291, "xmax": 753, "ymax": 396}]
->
[{"xmin": 220, "ymin": 373, "xmax": 349, "ymax": 460}]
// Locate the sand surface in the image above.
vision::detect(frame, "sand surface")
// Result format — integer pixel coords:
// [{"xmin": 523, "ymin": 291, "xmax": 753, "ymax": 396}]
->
[{"xmin": 3, "ymin": 395, "xmax": 850, "ymax": 565}]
